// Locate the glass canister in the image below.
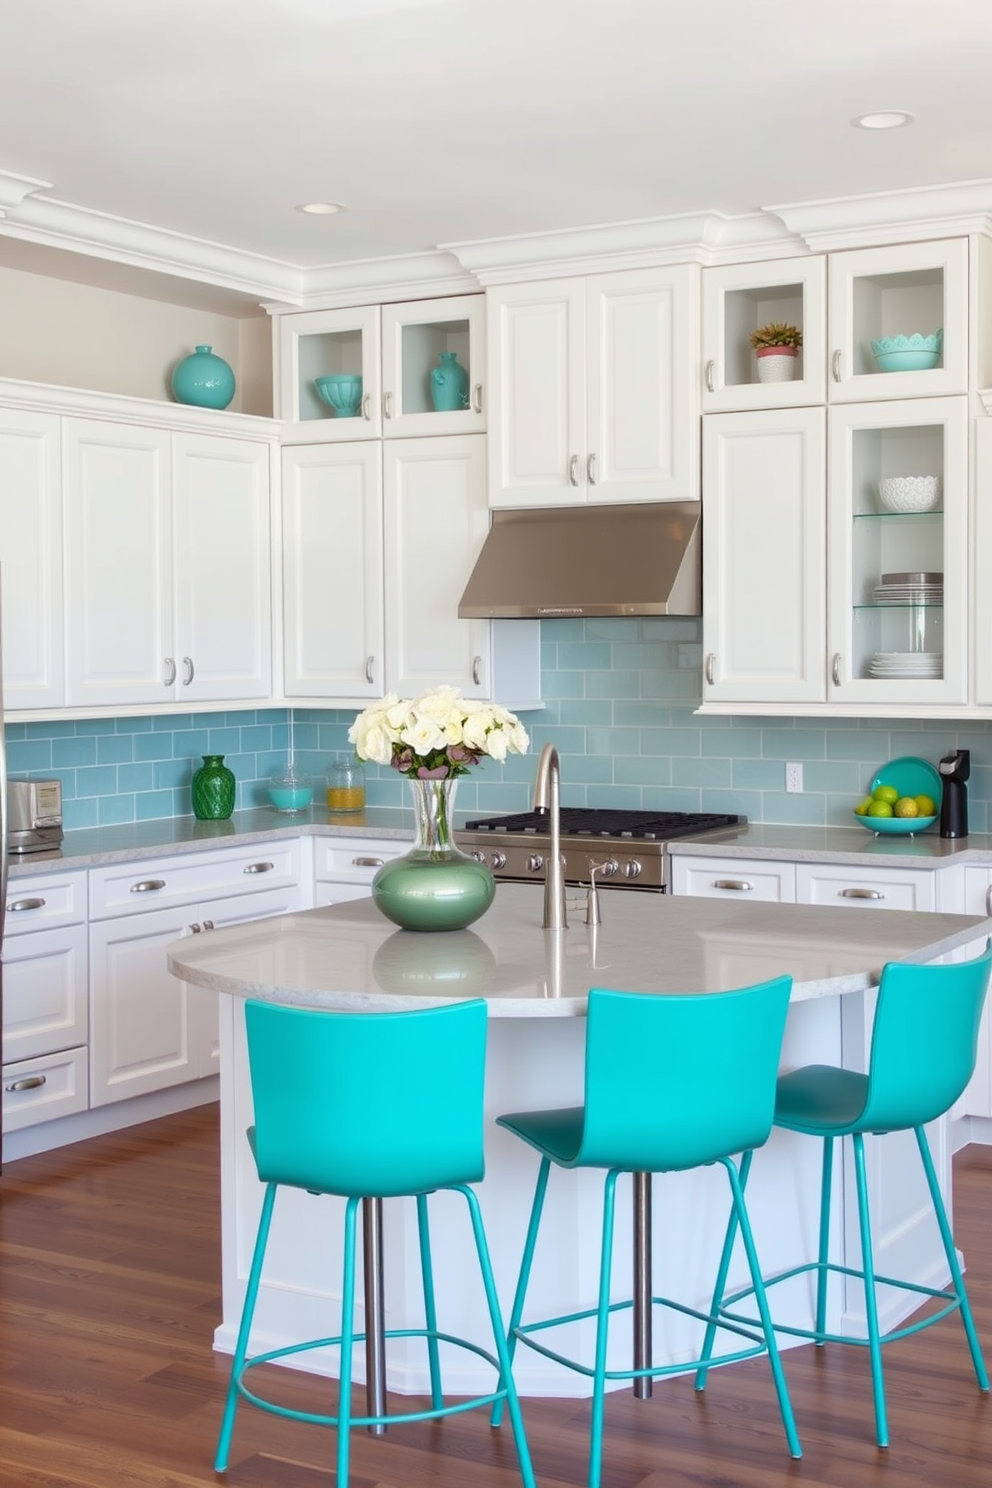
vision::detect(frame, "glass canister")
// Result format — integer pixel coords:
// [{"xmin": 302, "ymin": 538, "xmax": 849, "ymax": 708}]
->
[
  {"xmin": 326, "ymin": 754, "xmax": 365, "ymax": 813},
  {"xmin": 191, "ymin": 754, "xmax": 236, "ymax": 820}
]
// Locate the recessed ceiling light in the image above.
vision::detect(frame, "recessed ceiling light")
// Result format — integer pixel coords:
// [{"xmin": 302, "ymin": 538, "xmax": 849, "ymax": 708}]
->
[
  {"xmin": 852, "ymin": 111, "xmax": 914, "ymax": 131},
  {"xmin": 296, "ymin": 201, "xmax": 346, "ymax": 215}
]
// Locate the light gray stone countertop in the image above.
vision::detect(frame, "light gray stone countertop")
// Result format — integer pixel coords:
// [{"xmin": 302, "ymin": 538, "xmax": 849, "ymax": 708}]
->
[
  {"xmin": 166, "ymin": 882, "xmax": 991, "ymax": 1018},
  {"xmin": 665, "ymin": 822, "xmax": 992, "ymax": 869}
]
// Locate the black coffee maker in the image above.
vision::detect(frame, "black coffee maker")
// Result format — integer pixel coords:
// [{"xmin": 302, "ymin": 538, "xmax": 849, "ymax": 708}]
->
[{"xmin": 938, "ymin": 748, "xmax": 970, "ymax": 838}]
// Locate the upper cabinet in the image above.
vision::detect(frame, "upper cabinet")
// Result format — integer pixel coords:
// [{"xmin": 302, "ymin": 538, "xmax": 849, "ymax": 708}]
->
[
  {"xmin": 0, "ymin": 409, "xmax": 65, "ymax": 711},
  {"xmin": 276, "ymin": 294, "xmax": 486, "ymax": 444},
  {"xmin": 486, "ymin": 265, "xmax": 698, "ymax": 507},
  {"xmin": 702, "ymin": 239, "xmax": 968, "ymax": 412}
]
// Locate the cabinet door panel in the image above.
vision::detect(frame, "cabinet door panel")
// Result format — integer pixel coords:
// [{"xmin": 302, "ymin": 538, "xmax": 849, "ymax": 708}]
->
[
  {"xmin": 63, "ymin": 419, "xmax": 173, "ymax": 706},
  {"xmin": 383, "ymin": 434, "xmax": 490, "ymax": 696},
  {"xmin": 2, "ymin": 924, "xmax": 88, "ymax": 1063},
  {"xmin": 702, "ymin": 407, "xmax": 827, "ymax": 703},
  {"xmin": 0, "ymin": 410, "xmax": 64, "ymax": 710},
  {"xmin": 281, "ymin": 442, "xmax": 384, "ymax": 698},
  {"xmin": 173, "ymin": 433, "xmax": 272, "ymax": 701}
]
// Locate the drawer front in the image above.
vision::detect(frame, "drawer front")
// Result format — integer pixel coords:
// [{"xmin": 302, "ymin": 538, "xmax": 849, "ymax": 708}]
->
[
  {"xmin": 2, "ymin": 1046, "xmax": 88, "ymax": 1132},
  {"xmin": 2, "ymin": 923, "xmax": 88, "ymax": 1063},
  {"xmin": 670, "ymin": 856, "xmax": 797, "ymax": 902},
  {"xmin": 963, "ymin": 867, "xmax": 992, "ymax": 917},
  {"xmin": 89, "ymin": 841, "xmax": 302, "ymax": 919},
  {"xmin": 4, "ymin": 871, "xmax": 88, "ymax": 935},
  {"xmin": 797, "ymin": 863, "xmax": 936, "ymax": 912},
  {"xmin": 313, "ymin": 837, "xmax": 407, "ymax": 886}
]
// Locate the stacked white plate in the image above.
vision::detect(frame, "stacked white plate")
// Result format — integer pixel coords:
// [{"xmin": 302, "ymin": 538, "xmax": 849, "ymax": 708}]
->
[
  {"xmin": 871, "ymin": 571, "xmax": 943, "ymax": 605},
  {"xmin": 869, "ymin": 651, "xmax": 943, "ymax": 678}
]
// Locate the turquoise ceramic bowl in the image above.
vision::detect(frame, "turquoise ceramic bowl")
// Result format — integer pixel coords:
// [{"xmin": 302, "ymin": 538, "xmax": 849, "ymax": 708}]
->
[
  {"xmin": 314, "ymin": 374, "xmax": 363, "ymax": 416},
  {"xmin": 870, "ymin": 331, "xmax": 942, "ymax": 373},
  {"xmin": 853, "ymin": 754, "xmax": 942, "ymax": 833},
  {"xmin": 854, "ymin": 812, "xmax": 938, "ymax": 835}
]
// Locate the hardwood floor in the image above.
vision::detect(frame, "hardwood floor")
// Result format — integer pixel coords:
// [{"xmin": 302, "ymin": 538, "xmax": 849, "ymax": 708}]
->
[{"xmin": 1, "ymin": 1106, "xmax": 990, "ymax": 1487}]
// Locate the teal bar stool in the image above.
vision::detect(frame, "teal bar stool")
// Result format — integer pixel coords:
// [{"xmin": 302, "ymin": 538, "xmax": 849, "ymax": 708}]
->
[
  {"xmin": 717, "ymin": 946, "xmax": 992, "ymax": 1449},
  {"xmin": 215, "ymin": 997, "xmax": 535, "ymax": 1488},
  {"xmin": 492, "ymin": 978, "xmax": 802, "ymax": 1488}
]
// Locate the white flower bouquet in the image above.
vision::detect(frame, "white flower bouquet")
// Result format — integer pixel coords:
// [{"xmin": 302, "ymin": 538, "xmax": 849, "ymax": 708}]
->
[{"xmin": 348, "ymin": 686, "xmax": 529, "ymax": 779}]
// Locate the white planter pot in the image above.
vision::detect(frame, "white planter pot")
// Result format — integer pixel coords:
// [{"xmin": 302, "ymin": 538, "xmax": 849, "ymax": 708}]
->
[{"xmin": 755, "ymin": 347, "xmax": 799, "ymax": 383}]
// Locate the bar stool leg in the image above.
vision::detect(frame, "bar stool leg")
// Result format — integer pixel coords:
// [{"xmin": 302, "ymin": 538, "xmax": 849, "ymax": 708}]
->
[
  {"xmin": 589, "ymin": 1169, "xmax": 620, "ymax": 1488},
  {"xmin": 362, "ymin": 1196, "xmax": 387, "ymax": 1436},
  {"xmin": 416, "ymin": 1193, "xmax": 444, "ymax": 1411},
  {"xmin": 337, "ymin": 1196, "xmax": 360, "ymax": 1486},
  {"xmin": 815, "ymin": 1138, "xmax": 834, "ymax": 1341},
  {"xmin": 215, "ymin": 1181, "xmax": 278, "ymax": 1473},
  {"xmin": 490, "ymin": 1157, "xmax": 551, "ymax": 1429},
  {"xmin": 851, "ymin": 1133, "xmax": 888, "ymax": 1448},
  {"xmin": 915, "ymin": 1126, "xmax": 989, "ymax": 1390},
  {"xmin": 633, "ymin": 1172, "xmax": 653, "ymax": 1399},
  {"xmin": 695, "ymin": 1149, "xmax": 752, "ymax": 1389}
]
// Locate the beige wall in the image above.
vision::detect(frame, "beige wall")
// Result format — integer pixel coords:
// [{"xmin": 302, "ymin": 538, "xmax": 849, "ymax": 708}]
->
[{"xmin": 0, "ymin": 264, "xmax": 274, "ymax": 416}]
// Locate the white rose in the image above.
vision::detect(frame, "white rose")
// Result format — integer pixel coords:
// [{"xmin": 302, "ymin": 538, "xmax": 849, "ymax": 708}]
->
[
  {"xmin": 401, "ymin": 717, "xmax": 447, "ymax": 756},
  {"xmin": 487, "ymin": 728, "xmax": 509, "ymax": 762},
  {"xmin": 356, "ymin": 722, "xmax": 393, "ymax": 765},
  {"xmin": 509, "ymin": 721, "xmax": 530, "ymax": 754},
  {"xmin": 417, "ymin": 686, "xmax": 460, "ymax": 721},
  {"xmin": 462, "ymin": 712, "xmax": 491, "ymax": 750}
]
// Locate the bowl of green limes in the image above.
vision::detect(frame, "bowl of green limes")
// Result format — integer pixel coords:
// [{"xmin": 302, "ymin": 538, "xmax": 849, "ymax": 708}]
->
[{"xmin": 853, "ymin": 755, "xmax": 941, "ymax": 835}]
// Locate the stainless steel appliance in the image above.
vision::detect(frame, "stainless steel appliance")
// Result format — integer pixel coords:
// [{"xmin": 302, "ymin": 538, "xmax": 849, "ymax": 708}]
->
[
  {"xmin": 455, "ymin": 807, "xmax": 744, "ymax": 893},
  {"xmin": 7, "ymin": 778, "xmax": 63, "ymax": 854}
]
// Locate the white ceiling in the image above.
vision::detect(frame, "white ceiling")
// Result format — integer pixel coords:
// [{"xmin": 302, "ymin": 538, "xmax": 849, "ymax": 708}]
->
[{"xmin": 3, "ymin": 0, "xmax": 992, "ymax": 310}]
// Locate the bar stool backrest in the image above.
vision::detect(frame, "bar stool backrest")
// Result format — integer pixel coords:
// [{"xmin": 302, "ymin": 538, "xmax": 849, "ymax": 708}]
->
[
  {"xmin": 243, "ymin": 998, "xmax": 488, "ymax": 1197},
  {"xmin": 858, "ymin": 947, "xmax": 992, "ymax": 1134},
  {"xmin": 575, "ymin": 978, "xmax": 793, "ymax": 1172}
]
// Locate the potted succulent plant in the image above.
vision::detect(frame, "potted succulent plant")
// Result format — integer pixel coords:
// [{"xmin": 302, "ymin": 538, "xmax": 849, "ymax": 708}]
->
[{"xmin": 749, "ymin": 322, "xmax": 803, "ymax": 383}]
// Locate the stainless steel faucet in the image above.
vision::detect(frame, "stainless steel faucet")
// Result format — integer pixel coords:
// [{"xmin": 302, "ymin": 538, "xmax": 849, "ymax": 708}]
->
[{"xmin": 533, "ymin": 742, "xmax": 567, "ymax": 929}]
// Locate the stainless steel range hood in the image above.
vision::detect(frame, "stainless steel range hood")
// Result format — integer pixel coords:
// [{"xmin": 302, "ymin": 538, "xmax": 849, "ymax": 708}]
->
[{"xmin": 458, "ymin": 501, "xmax": 701, "ymax": 618}]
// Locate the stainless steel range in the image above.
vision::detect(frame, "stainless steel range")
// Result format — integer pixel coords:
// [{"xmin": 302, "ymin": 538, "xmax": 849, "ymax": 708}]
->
[{"xmin": 456, "ymin": 808, "xmax": 744, "ymax": 892}]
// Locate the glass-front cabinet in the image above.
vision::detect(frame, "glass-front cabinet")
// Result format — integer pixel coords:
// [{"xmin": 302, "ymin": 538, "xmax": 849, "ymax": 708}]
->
[
  {"xmin": 827, "ymin": 396, "xmax": 967, "ymax": 706},
  {"xmin": 701, "ymin": 257, "xmax": 827, "ymax": 412},
  {"xmin": 277, "ymin": 295, "xmax": 485, "ymax": 444}
]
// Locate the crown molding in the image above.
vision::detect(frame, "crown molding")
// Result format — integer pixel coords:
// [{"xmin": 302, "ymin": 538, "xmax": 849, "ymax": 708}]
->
[
  {"xmin": 767, "ymin": 178, "xmax": 992, "ymax": 252},
  {"xmin": 0, "ymin": 373, "xmax": 283, "ymax": 435},
  {"xmin": 0, "ymin": 169, "xmax": 53, "ymax": 216},
  {"xmin": 266, "ymin": 250, "xmax": 480, "ymax": 313}
]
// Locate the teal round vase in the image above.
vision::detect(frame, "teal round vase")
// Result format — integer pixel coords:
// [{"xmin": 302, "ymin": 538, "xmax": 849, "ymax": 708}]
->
[
  {"xmin": 372, "ymin": 778, "xmax": 495, "ymax": 932},
  {"xmin": 191, "ymin": 755, "xmax": 236, "ymax": 820},
  {"xmin": 430, "ymin": 351, "xmax": 469, "ymax": 412},
  {"xmin": 171, "ymin": 345, "xmax": 236, "ymax": 410}
]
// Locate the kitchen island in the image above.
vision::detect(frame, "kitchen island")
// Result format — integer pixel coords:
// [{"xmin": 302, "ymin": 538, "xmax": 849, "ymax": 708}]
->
[{"xmin": 169, "ymin": 884, "xmax": 990, "ymax": 1399}]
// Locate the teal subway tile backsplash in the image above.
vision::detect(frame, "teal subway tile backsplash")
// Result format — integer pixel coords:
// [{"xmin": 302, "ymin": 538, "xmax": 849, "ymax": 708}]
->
[{"xmin": 6, "ymin": 617, "xmax": 992, "ymax": 830}]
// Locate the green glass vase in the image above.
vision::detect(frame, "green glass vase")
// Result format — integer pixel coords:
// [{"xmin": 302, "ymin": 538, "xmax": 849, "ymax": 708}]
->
[
  {"xmin": 372, "ymin": 777, "xmax": 495, "ymax": 932},
  {"xmin": 191, "ymin": 754, "xmax": 236, "ymax": 821}
]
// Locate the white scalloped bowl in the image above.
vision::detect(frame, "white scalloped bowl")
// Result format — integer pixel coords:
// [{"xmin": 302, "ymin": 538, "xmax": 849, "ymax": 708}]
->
[{"xmin": 878, "ymin": 475, "xmax": 942, "ymax": 513}]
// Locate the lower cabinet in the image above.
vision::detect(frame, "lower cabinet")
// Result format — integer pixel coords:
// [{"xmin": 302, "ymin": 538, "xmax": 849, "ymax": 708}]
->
[
  {"xmin": 669, "ymin": 855, "xmax": 796, "ymax": 902},
  {"xmin": 312, "ymin": 835, "xmax": 407, "ymax": 907}
]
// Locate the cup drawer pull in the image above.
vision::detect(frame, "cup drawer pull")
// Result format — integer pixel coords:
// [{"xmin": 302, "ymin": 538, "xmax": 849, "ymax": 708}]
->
[
  {"xmin": 840, "ymin": 887, "xmax": 884, "ymax": 900},
  {"xmin": 6, "ymin": 1075, "xmax": 47, "ymax": 1093},
  {"xmin": 243, "ymin": 862, "xmax": 275, "ymax": 874},
  {"xmin": 130, "ymin": 879, "xmax": 166, "ymax": 893},
  {"xmin": 713, "ymin": 879, "xmax": 754, "ymax": 892},
  {"xmin": 353, "ymin": 856, "xmax": 385, "ymax": 868},
  {"xmin": 8, "ymin": 897, "xmax": 46, "ymax": 912}
]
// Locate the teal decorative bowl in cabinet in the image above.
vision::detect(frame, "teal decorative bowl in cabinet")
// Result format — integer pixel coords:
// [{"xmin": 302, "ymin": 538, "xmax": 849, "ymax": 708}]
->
[
  {"xmin": 870, "ymin": 331, "xmax": 942, "ymax": 373},
  {"xmin": 314, "ymin": 374, "xmax": 363, "ymax": 417}
]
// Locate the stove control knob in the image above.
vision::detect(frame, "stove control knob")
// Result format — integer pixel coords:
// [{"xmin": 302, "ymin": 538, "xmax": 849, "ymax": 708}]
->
[
  {"xmin": 469, "ymin": 850, "xmax": 487, "ymax": 864},
  {"xmin": 490, "ymin": 851, "xmax": 507, "ymax": 870},
  {"xmin": 526, "ymin": 853, "xmax": 545, "ymax": 874},
  {"xmin": 623, "ymin": 860, "xmax": 643, "ymax": 880}
]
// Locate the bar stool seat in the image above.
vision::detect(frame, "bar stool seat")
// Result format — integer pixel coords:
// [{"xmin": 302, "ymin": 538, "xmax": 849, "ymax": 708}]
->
[
  {"xmin": 214, "ymin": 997, "xmax": 535, "ymax": 1488},
  {"xmin": 492, "ymin": 978, "xmax": 801, "ymax": 1488},
  {"xmin": 719, "ymin": 946, "xmax": 992, "ymax": 1449}
]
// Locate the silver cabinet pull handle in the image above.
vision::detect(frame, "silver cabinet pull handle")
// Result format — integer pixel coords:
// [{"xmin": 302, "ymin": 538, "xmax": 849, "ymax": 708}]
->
[
  {"xmin": 353, "ymin": 856, "xmax": 385, "ymax": 867},
  {"xmin": 6, "ymin": 1075, "xmax": 46, "ymax": 1092},
  {"xmin": 8, "ymin": 897, "xmax": 46, "ymax": 912},
  {"xmin": 190, "ymin": 922, "xmax": 202, "ymax": 933},
  {"xmin": 164, "ymin": 657, "xmax": 176, "ymax": 687},
  {"xmin": 832, "ymin": 653, "xmax": 842, "ymax": 687},
  {"xmin": 705, "ymin": 358, "xmax": 715, "ymax": 393},
  {"xmin": 986, "ymin": 883, "xmax": 992, "ymax": 918},
  {"xmin": 587, "ymin": 452, "xmax": 597, "ymax": 485},
  {"xmin": 202, "ymin": 919, "xmax": 215, "ymax": 930},
  {"xmin": 362, "ymin": 392, "xmax": 372, "ymax": 421},
  {"xmin": 472, "ymin": 383, "xmax": 483, "ymax": 413},
  {"xmin": 243, "ymin": 862, "xmax": 274, "ymax": 874},
  {"xmin": 182, "ymin": 655, "xmax": 194, "ymax": 686},
  {"xmin": 569, "ymin": 454, "xmax": 580, "ymax": 486},
  {"xmin": 383, "ymin": 390, "xmax": 393, "ymax": 419},
  {"xmin": 472, "ymin": 655, "xmax": 482, "ymax": 686},
  {"xmin": 713, "ymin": 879, "xmax": 754, "ymax": 892},
  {"xmin": 832, "ymin": 349, "xmax": 842, "ymax": 382},
  {"xmin": 705, "ymin": 653, "xmax": 715, "ymax": 686},
  {"xmin": 365, "ymin": 655, "xmax": 375, "ymax": 685},
  {"xmin": 840, "ymin": 887, "xmax": 884, "ymax": 900},
  {"xmin": 130, "ymin": 879, "xmax": 166, "ymax": 893}
]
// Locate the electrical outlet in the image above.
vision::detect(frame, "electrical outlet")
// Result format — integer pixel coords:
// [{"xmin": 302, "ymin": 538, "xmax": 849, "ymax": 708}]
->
[{"xmin": 785, "ymin": 762, "xmax": 803, "ymax": 794}]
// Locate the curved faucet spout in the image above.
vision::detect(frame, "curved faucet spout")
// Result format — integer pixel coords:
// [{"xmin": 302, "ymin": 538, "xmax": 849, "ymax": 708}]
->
[{"xmin": 533, "ymin": 743, "xmax": 567, "ymax": 930}]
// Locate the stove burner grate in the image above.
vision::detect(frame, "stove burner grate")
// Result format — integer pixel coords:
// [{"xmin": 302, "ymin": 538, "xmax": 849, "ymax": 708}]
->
[{"xmin": 462, "ymin": 808, "xmax": 743, "ymax": 841}]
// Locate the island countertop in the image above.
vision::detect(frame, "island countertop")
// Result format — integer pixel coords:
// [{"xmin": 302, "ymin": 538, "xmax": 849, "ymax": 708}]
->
[{"xmin": 167, "ymin": 881, "xmax": 990, "ymax": 1016}]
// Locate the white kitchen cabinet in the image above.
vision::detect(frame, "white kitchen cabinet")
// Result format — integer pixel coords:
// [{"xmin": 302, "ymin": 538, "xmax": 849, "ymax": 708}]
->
[
  {"xmin": 88, "ymin": 843, "xmax": 302, "ymax": 1106},
  {"xmin": 701, "ymin": 256, "xmax": 827, "ymax": 412},
  {"xmin": 63, "ymin": 418, "xmax": 274, "ymax": 709},
  {"xmin": 281, "ymin": 434, "xmax": 540, "ymax": 706},
  {"xmin": 957, "ymin": 867, "xmax": 992, "ymax": 1122},
  {"xmin": 0, "ymin": 408, "xmax": 64, "ymax": 710},
  {"xmin": 486, "ymin": 265, "xmax": 698, "ymax": 507},
  {"xmin": 973, "ymin": 413, "xmax": 992, "ymax": 707},
  {"xmin": 702, "ymin": 407, "xmax": 827, "ymax": 705},
  {"xmin": 795, "ymin": 861, "xmax": 938, "ymax": 912},
  {"xmin": 2, "ymin": 870, "xmax": 89, "ymax": 1132},
  {"xmin": 276, "ymin": 295, "xmax": 485, "ymax": 445},
  {"xmin": 312, "ymin": 834, "xmax": 408, "ymax": 906},
  {"xmin": 668, "ymin": 855, "xmax": 797, "ymax": 902}
]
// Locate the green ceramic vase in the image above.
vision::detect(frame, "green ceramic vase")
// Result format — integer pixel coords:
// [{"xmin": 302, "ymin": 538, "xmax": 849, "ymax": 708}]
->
[
  {"xmin": 191, "ymin": 754, "xmax": 236, "ymax": 821},
  {"xmin": 372, "ymin": 777, "xmax": 495, "ymax": 932}
]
